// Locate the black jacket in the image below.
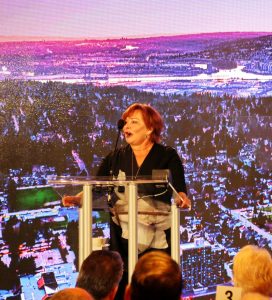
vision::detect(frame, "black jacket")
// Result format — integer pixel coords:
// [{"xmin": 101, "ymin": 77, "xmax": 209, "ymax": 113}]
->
[{"xmin": 97, "ymin": 143, "xmax": 187, "ymax": 204}]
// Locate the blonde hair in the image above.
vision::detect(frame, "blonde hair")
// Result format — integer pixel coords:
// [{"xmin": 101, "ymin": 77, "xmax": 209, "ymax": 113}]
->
[
  {"xmin": 241, "ymin": 292, "xmax": 270, "ymax": 300},
  {"xmin": 233, "ymin": 245, "xmax": 272, "ymax": 297}
]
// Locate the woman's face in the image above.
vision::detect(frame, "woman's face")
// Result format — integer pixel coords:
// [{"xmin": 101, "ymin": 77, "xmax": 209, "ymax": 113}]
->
[{"xmin": 123, "ymin": 110, "xmax": 151, "ymax": 146}]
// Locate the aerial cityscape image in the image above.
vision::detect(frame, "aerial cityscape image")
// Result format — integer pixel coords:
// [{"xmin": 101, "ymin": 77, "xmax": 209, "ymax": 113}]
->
[{"xmin": 0, "ymin": 0, "xmax": 271, "ymax": 299}]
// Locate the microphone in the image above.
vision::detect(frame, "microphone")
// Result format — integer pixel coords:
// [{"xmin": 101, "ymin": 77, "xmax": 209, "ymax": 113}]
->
[
  {"xmin": 114, "ymin": 119, "xmax": 125, "ymax": 150},
  {"xmin": 117, "ymin": 119, "xmax": 126, "ymax": 130},
  {"xmin": 108, "ymin": 119, "xmax": 126, "ymax": 206}
]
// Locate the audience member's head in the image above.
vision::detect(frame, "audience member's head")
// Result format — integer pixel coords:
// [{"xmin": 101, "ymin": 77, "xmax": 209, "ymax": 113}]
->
[
  {"xmin": 50, "ymin": 287, "xmax": 94, "ymax": 300},
  {"xmin": 233, "ymin": 245, "xmax": 272, "ymax": 298},
  {"xmin": 241, "ymin": 292, "xmax": 271, "ymax": 300},
  {"xmin": 125, "ymin": 251, "xmax": 182, "ymax": 300},
  {"xmin": 76, "ymin": 250, "xmax": 123, "ymax": 300}
]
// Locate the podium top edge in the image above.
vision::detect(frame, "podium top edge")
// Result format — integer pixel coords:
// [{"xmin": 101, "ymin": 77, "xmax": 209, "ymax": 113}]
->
[{"xmin": 47, "ymin": 175, "xmax": 168, "ymax": 185}]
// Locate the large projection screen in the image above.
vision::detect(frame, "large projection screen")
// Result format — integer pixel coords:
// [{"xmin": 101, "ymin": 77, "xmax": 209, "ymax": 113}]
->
[{"xmin": 0, "ymin": 1, "xmax": 271, "ymax": 299}]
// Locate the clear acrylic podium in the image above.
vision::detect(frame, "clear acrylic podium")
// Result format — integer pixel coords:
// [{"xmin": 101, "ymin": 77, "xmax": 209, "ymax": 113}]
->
[{"xmin": 48, "ymin": 175, "xmax": 182, "ymax": 281}]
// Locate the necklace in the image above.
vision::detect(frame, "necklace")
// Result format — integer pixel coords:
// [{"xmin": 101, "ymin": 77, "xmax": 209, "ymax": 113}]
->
[
  {"xmin": 134, "ymin": 163, "xmax": 142, "ymax": 179},
  {"xmin": 132, "ymin": 150, "xmax": 141, "ymax": 179},
  {"xmin": 132, "ymin": 142, "xmax": 153, "ymax": 153},
  {"xmin": 132, "ymin": 143, "xmax": 153, "ymax": 179}
]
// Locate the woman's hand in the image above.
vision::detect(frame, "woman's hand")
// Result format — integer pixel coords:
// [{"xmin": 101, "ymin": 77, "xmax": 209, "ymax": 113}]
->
[
  {"xmin": 175, "ymin": 192, "xmax": 191, "ymax": 209},
  {"xmin": 62, "ymin": 192, "xmax": 83, "ymax": 207}
]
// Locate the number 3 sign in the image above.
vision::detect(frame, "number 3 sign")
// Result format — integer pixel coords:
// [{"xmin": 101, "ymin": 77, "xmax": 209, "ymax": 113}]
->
[{"xmin": 216, "ymin": 286, "xmax": 242, "ymax": 300}]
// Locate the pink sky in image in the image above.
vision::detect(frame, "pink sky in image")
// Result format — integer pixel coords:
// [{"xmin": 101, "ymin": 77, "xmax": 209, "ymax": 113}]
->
[{"xmin": 0, "ymin": 0, "xmax": 272, "ymax": 40}]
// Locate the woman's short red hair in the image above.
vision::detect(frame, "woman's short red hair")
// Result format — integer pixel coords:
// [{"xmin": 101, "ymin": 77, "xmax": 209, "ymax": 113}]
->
[{"xmin": 122, "ymin": 103, "xmax": 164, "ymax": 143}]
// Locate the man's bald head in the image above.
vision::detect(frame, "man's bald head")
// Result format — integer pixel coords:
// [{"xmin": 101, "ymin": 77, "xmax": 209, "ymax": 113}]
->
[{"xmin": 50, "ymin": 287, "xmax": 94, "ymax": 300}]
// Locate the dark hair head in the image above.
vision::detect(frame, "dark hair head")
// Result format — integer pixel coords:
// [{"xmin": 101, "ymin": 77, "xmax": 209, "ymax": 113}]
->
[
  {"xmin": 130, "ymin": 251, "xmax": 182, "ymax": 300},
  {"xmin": 50, "ymin": 287, "xmax": 94, "ymax": 300},
  {"xmin": 76, "ymin": 250, "xmax": 123, "ymax": 300},
  {"xmin": 122, "ymin": 103, "xmax": 164, "ymax": 143}
]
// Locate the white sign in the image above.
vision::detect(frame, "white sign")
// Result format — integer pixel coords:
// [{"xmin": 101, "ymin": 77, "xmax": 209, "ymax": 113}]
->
[{"xmin": 216, "ymin": 286, "xmax": 242, "ymax": 300}]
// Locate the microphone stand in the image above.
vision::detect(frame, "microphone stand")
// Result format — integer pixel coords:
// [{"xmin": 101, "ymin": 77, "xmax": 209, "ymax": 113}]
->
[
  {"xmin": 107, "ymin": 119, "xmax": 126, "ymax": 207},
  {"xmin": 113, "ymin": 119, "xmax": 125, "ymax": 153}
]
